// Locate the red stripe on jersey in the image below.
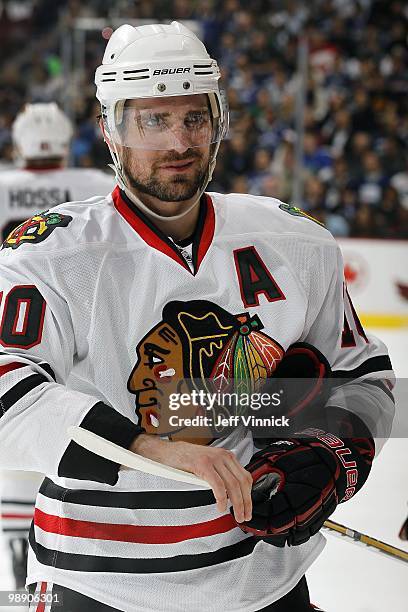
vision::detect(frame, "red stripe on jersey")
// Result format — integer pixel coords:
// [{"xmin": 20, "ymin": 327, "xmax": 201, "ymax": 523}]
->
[
  {"xmin": 196, "ymin": 194, "xmax": 215, "ymax": 271},
  {"xmin": 111, "ymin": 186, "xmax": 190, "ymax": 272},
  {"xmin": 36, "ymin": 581, "xmax": 48, "ymax": 612},
  {"xmin": 0, "ymin": 362, "xmax": 25, "ymax": 377},
  {"xmin": 34, "ymin": 507, "xmax": 237, "ymax": 544},
  {"xmin": 1, "ymin": 513, "xmax": 33, "ymax": 519},
  {"xmin": 384, "ymin": 378, "xmax": 394, "ymax": 391},
  {"xmin": 25, "ymin": 165, "xmax": 61, "ymax": 171}
]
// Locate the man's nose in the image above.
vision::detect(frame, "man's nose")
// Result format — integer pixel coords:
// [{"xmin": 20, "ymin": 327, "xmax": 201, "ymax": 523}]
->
[
  {"xmin": 171, "ymin": 140, "xmax": 190, "ymax": 154},
  {"xmin": 169, "ymin": 128, "xmax": 192, "ymax": 154}
]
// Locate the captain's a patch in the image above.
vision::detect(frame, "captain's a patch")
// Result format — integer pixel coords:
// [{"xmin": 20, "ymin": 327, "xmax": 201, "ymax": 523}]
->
[
  {"xmin": 278, "ymin": 203, "xmax": 324, "ymax": 227},
  {"xmin": 2, "ymin": 211, "xmax": 72, "ymax": 250}
]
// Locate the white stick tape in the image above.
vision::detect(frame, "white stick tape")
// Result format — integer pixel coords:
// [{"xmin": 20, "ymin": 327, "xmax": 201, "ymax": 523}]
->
[{"xmin": 67, "ymin": 426, "xmax": 210, "ymax": 488}]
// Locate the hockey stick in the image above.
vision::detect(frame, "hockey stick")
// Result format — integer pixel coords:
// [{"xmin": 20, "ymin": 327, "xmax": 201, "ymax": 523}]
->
[
  {"xmin": 67, "ymin": 426, "xmax": 210, "ymax": 488},
  {"xmin": 323, "ymin": 520, "xmax": 408, "ymax": 565},
  {"xmin": 68, "ymin": 427, "xmax": 408, "ymax": 565}
]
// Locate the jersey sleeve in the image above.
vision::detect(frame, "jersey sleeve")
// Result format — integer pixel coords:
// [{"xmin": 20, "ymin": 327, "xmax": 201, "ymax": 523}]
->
[
  {"xmin": 0, "ymin": 255, "xmax": 141, "ymax": 485},
  {"xmin": 299, "ymin": 238, "xmax": 395, "ymax": 444}
]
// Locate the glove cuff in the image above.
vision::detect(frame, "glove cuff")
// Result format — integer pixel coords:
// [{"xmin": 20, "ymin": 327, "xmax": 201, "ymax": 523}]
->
[{"xmin": 299, "ymin": 428, "xmax": 373, "ymax": 502}]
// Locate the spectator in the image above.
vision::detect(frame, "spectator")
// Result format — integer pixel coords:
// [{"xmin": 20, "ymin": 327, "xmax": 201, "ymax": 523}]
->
[
  {"xmin": 357, "ymin": 151, "xmax": 389, "ymax": 207},
  {"xmin": 259, "ymin": 174, "xmax": 283, "ymax": 199},
  {"xmin": 248, "ymin": 148, "xmax": 273, "ymax": 195},
  {"xmin": 303, "ymin": 131, "xmax": 333, "ymax": 175},
  {"xmin": 391, "ymin": 159, "xmax": 408, "ymax": 211},
  {"xmin": 303, "ymin": 175, "xmax": 327, "ymax": 214},
  {"xmin": 223, "ymin": 133, "xmax": 253, "ymax": 182},
  {"xmin": 0, "ymin": 0, "xmax": 406, "ymax": 239}
]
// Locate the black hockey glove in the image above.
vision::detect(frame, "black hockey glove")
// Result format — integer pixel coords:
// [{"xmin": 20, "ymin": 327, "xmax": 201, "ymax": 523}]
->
[
  {"xmin": 399, "ymin": 515, "xmax": 408, "ymax": 541},
  {"xmin": 232, "ymin": 429, "xmax": 374, "ymax": 547},
  {"xmin": 251, "ymin": 342, "xmax": 332, "ymax": 445},
  {"xmin": 269, "ymin": 342, "xmax": 331, "ymax": 419}
]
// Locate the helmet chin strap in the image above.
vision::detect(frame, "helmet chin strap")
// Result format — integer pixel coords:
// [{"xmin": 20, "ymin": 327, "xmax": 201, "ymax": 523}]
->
[
  {"xmin": 125, "ymin": 187, "xmax": 201, "ymax": 222},
  {"xmin": 107, "ymin": 138, "xmax": 219, "ymax": 223}
]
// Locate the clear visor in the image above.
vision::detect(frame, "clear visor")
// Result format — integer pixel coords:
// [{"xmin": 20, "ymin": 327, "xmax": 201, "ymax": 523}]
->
[{"xmin": 107, "ymin": 94, "xmax": 226, "ymax": 151}]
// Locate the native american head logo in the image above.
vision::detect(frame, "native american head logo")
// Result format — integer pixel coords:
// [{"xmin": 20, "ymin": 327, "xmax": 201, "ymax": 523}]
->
[
  {"xmin": 278, "ymin": 202, "xmax": 324, "ymax": 226},
  {"xmin": 2, "ymin": 211, "xmax": 72, "ymax": 249},
  {"xmin": 128, "ymin": 300, "xmax": 284, "ymax": 445}
]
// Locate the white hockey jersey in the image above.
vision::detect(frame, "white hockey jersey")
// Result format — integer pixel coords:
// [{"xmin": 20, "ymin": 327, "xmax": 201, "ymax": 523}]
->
[
  {"xmin": 0, "ymin": 189, "xmax": 394, "ymax": 611},
  {"xmin": 0, "ymin": 166, "xmax": 114, "ymax": 241},
  {"xmin": 0, "ymin": 165, "xmax": 115, "ymax": 540}
]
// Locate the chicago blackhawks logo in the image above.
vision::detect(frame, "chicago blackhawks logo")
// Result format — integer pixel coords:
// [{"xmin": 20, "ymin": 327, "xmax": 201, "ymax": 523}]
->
[
  {"xmin": 278, "ymin": 202, "xmax": 324, "ymax": 226},
  {"xmin": 2, "ymin": 211, "xmax": 72, "ymax": 249},
  {"xmin": 128, "ymin": 300, "xmax": 284, "ymax": 445}
]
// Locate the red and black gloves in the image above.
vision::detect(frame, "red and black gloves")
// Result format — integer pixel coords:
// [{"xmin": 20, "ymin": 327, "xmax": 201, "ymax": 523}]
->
[
  {"xmin": 229, "ymin": 341, "xmax": 377, "ymax": 546},
  {"xmin": 399, "ymin": 515, "xmax": 408, "ymax": 540},
  {"xmin": 232, "ymin": 430, "xmax": 374, "ymax": 547}
]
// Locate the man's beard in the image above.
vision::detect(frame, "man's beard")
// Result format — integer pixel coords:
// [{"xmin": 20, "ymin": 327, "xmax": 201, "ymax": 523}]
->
[{"xmin": 122, "ymin": 149, "xmax": 208, "ymax": 202}]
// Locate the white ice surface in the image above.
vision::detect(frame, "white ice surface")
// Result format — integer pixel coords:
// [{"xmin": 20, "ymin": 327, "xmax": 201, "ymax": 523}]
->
[{"xmin": 308, "ymin": 329, "xmax": 408, "ymax": 611}]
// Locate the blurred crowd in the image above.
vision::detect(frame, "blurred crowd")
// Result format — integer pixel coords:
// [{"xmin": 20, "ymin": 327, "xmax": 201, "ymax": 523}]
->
[{"xmin": 0, "ymin": 0, "xmax": 407, "ymax": 237}]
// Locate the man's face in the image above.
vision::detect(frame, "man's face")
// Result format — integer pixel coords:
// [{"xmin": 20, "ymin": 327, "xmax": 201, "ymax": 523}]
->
[{"xmin": 119, "ymin": 94, "xmax": 211, "ymax": 203}]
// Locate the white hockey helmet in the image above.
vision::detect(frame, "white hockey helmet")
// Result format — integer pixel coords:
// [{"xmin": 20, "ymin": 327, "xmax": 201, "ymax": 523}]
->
[
  {"xmin": 12, "ymin": 103, "xmax": 73, "ymax": 161},
  {"xmin": 95, "ymin": 21, "xmax": 228, "ymax": 192}
]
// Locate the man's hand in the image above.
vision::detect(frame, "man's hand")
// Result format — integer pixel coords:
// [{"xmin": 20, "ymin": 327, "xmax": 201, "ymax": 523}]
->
[
  {"xmin": 129, "ymin": 434, "xmax": 253, "ymax": 523},
  {"xmin": 232, "ymin": 430, "xmax": 374, "ymax": 547}
]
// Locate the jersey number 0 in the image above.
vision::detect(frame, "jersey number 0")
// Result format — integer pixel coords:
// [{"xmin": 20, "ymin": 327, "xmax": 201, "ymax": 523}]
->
[{"xmin": 0, "ymin": 286, "xmax": 46, "ymax": 349}]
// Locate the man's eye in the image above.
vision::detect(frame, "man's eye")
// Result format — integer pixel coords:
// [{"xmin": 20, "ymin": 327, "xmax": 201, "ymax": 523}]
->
[
  {"xmin": 185, "ymin": 111, "xmax": 208, "ymax": 128},
  {"xmin": 141, "ymin": 114, "xmax": 167, "ymax": 129}
]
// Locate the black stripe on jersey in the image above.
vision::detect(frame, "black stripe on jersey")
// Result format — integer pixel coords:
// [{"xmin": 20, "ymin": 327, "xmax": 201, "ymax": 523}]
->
[
  {"xmin": 0, "ymin": 353, "xmax": 56, "ymax": 381},
  {"xmin": 3, "ymin": 527, "xmax": 31, "ymax": 533},
  {"xmin": 29, "ymin": 528, "xmax": 258, "ymax": 574},
  {"xmin": 332, "ymin": 355, "xmax": 392, "ymax": 380},
  {"xmin": 1, "ymin": 499, "xmax": 36, "ymax": 506},
  {"xmin": 0, "ymin": 373, "xmax": 48, "ymax": 415},
  {"xmin": 39, "ymin": 477, "xmax": 216, "ymax": 509},
  {"xmin": 38, "ymin": 362, "xmax": 56, "ymax": 381},
  {"xmin": 362, "ymin": 379, "xmax": 395, "ymax": 402}
]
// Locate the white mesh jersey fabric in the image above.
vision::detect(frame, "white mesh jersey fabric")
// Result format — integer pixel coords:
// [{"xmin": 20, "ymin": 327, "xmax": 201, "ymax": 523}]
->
[
  {"xmin": 0, "ymin": 190, "xmax": 393, "ymax": 611},
  {"xmin": 0, "ymin": 167, "xmax": 114, "ymax": 547},
  {"xmin": 0, "ymin": 167, "xmax": 114, "ymax": 238},
  {"xmin": 0, "ymin": 470, "xmax": 43, "ymax": 539}
]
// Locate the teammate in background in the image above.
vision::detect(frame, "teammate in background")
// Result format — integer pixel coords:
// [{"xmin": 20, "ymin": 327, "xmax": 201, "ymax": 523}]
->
[
  {"xmin": 0, "ymin": 102, "xmax": 114, "ymax": 241},
  {"xmin": 0, "ymin": 23, "xmax": 394, "ymax": 611},
  {"xmin": 0, "ymin": 102, "xmax": 114, "ymax": 589}
]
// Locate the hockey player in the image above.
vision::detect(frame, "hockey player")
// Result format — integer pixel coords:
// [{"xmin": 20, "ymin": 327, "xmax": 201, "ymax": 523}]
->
[
  {"xmin": 0, "ymin": 102, "xmax": 114, "ymax": 589},
  {"xmin": 0, "ymin": 102, "xmax": 114, "ymax": 241},
  {"xmin": 0, "ymin": 23, "xmax": 394, "ymax": 611}
]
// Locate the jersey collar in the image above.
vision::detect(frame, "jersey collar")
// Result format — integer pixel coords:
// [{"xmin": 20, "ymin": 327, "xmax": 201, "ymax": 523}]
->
[{"xmin": 111, "ymin": 186, "xmax": 215, "ymax": 275}]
